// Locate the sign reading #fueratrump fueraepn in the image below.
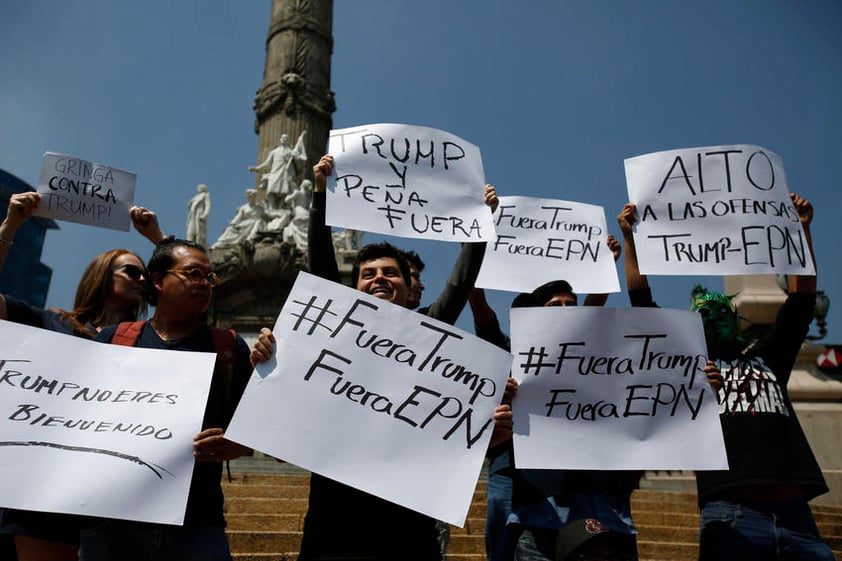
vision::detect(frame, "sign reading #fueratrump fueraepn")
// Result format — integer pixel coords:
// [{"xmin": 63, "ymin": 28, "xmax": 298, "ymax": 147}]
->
[
  {"xmin": 510, "ymin": 306, "xmax": 727, "ymax": 471},
  {"xmin": 225, "ymin": 272, "xmax": 513, "ymax": 527}
]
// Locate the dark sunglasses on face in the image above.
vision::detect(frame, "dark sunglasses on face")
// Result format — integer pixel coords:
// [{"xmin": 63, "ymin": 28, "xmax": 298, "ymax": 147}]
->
[
  {"xmin": 111, "ymin": 264, "xmax": 144, "ymax": 281},
  {"xmin": 166, "ymin": 267, "xmax": 220, "ymax": 287}
]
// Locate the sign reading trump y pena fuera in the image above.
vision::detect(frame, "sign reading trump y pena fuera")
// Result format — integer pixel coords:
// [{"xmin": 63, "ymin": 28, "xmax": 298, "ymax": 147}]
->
[
  {"xmin": 33, "ymin": 151, "xmax": 137, "ymax": 231},
  {"xmin": 225, "ymin": 272, "xmax": 513, "ymax": 527},
  {"xmin": 325, "ymin": 123, "xmax": 494, "ymax": 242},
  {"xmin": 475, "ymin": 196, "xmax": 620, "ymax": 294},
  {"xmin": 624, "ymin": 144, "xmax": 814, "ymax": 276},
  {"xmin": 510, "ymin": 307, "xmax": 727, "ymax": 470},
  {"xmin": 0, "ymin": 320, "xmax": 215, "ymax": 524}
]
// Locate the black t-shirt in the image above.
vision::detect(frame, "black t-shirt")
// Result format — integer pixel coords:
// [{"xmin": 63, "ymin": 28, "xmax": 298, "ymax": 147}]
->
[
  {"xmin": 299, "ymin": 474, "xmax": 442, "ymax": 561},
  {"xmin": 305, "ymin": 191, "xmax": 443, "ymax": 560},
  {"xmin": 629, "ymin": 288, "xmax": 827, "ymax": 504},
  {"xmin": 97, "ymin": 322, "xmax": 253, "ymax": 526}
]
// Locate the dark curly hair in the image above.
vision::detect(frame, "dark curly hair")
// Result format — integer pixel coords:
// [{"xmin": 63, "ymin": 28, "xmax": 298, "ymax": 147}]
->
[{"xmin": 351, "ymin": 242, "xmax": 411, "ymax": 288}]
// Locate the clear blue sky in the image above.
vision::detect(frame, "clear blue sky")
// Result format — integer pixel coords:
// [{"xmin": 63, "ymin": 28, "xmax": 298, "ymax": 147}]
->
[{"xmin": 2, "ymin": 0, "xmax": 840, "ymax": 342}]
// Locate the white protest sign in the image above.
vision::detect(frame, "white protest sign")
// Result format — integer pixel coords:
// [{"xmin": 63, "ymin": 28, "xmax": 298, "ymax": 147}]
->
[
  {"xmin": 33, "ymin": 152, "xmax": 137, "ymax": 231},
  {"xmin": 326, "ymin": 123, "xmax": 494, "ymax": 242},
  {"xmin": 510, "ymin": 307, "xmax": 727, "ymax": 470},
  {"xmin": 624, "ymin": 145, "xmax": 813, "ymax": 276},
  {"xmin": 225, "ymin": 272, "xmax": 512, "ymax": 527},
  {"xmin": 475, "ymin": 196, "xmax": 620, "ymax": 294},
  {"xmin": 0, "ymin": 321, "xmax": 215, "ymax": 524}
]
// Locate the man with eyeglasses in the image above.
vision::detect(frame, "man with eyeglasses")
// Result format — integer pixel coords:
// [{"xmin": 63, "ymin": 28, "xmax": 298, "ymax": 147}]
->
[{"xmin": 81, "ymin": 237, "xmax": 254, "ymax": 561}]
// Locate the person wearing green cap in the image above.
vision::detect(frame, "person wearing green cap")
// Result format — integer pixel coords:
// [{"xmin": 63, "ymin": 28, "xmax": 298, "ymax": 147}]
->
[{"xmin": 618, "ymin": 194, "xmax": 833, "ymax": 561}]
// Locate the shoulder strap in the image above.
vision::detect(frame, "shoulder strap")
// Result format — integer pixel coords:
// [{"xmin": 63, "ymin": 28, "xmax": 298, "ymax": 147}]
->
[
  {"xmin": 111, "ymin": 322, "xmax": 238, "ymax": 410},
  {"xmin": 210, "ymin": 327, "xmax": 240, "ymax": 483},
  {"xmin": 211, "ymin": 328, "xmax": 237, "ymax": 373},
  {"xmin": 111, "ymin": 320, "xmax": 147, "ymax": 346},
  {"xmin": 211, "ymin": 327, "xmax": 238, "ymax": 412}
]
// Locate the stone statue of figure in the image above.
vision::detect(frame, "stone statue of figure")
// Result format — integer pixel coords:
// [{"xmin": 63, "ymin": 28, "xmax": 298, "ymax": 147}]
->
[
  {"xmin": 212, "ymin": 188, "xmax": 269, "ymax": 248},
  {"xmin": 332, "ymin": 228, "xmax": 364, "ymax": 252},
  {"xmin": 186, "ymin": 184, "xmax": 211, "ymax": 247},
  {"xmin": 282, "ymin": 178, "xmax": 313, "ymax": 252},
  {"xmin": 249, "ymin": 130, "xmax": 307, "ymax": 210}
]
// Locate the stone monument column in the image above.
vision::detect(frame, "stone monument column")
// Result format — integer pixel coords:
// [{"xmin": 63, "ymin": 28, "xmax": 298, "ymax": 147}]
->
[
  {"xmin": 207, "ymin": 0, "xmax": 336, "ymax": 334},
  {"xmin": 253, "ymin": 0, "xmax": 335, "ymax": 178}
]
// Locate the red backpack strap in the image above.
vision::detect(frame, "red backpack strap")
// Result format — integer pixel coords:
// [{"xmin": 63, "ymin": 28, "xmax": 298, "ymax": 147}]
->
[
  {"xmin": 210, "ymin": 327, "xmax": 242, "ymax": 481},
  {"xmin": 111, "ymin": 321, "xmax": 147, "ymax": 346},
  {"xmin": 211, "ymin": 328, "xmax": 238, "ymax": 412},
  {"xmin": 211, "ymin": 328, "xmax": 237, "ymax": 373}
]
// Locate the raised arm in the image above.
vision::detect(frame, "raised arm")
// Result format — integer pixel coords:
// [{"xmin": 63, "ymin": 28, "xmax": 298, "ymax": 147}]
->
[
  {"xmin": 130, "ymin": 206, "xmax": 168, "ymax": 246},
  {"xmin": 0, "ymin": 192, "xmax": 40, "ymax": 275},
  {"xmin": 617, "ymin": 203, "xmax": 649, "ymax": 292},
  {"xmin": 0, "ymin": 193, "xmax": 41, "ymax": 320},
  {"xmin": 308, "ymin": 154, "xmax": 341, "ymax": 283},
  {"xmin": 422, "ymin": 184, "xmax": 497, "ymax": 324},
  {"xmin": 789, "ymin": 193, "xmax": 816, "ymax": 295},
  {"xmin": 468, "ymin": 287, "xmax": 511, "ymax": 350},
  {"xmin": 249, "ymin": 150, "xmax": 273, "ymax": 174},
  {"xmin": 583, "ymin": 234, "xmax": 621, "ymax": 307}
]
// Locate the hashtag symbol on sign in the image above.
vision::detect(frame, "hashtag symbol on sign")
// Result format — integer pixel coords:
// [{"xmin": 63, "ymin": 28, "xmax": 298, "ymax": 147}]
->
[
  {"xmin": 518, "ymin": 346, "xmax": 554, "ymax": 376},
  {"xmin": 289, "ymin": 296, "xmax": 338, "ymax": 335}
]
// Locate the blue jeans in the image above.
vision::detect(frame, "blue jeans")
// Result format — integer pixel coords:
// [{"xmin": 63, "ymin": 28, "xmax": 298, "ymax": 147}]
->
[
  {"xmin": 79, "ymin": 520, "xmax": 232, "ymax": 561},
  {"xmin": 487, "ymin": 469, "xmax": 515, "ymax": 561},
  {"xmin": 699, "ymin": 499, "xmax": 834, "ymax": 561}
]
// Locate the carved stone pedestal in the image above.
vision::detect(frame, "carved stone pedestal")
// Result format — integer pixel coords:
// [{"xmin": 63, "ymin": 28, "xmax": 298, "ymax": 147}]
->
[{"xmin": 207, "ymin": 233, "xmax": 306, "ymax": 334}]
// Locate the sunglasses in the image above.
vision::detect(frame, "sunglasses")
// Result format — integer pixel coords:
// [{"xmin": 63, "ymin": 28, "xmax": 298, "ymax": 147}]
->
[
  {"xmin": 166, "ymin": 267, "xmax": 220, "ymax": 287},
  {"xmin": 111, "ymin": 264, "xmax": 144, "ymax": 281}
]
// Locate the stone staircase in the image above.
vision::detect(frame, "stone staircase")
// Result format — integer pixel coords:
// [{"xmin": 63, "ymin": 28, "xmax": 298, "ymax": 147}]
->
[{"xmin": 222, "ymin": 459, "xmax": 842, "ymax": 561}]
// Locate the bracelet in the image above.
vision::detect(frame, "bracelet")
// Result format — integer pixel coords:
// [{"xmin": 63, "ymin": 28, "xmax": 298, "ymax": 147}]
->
[{"xmin": 0, "ymin": 236, "xmax": 13, "ymax": 246}]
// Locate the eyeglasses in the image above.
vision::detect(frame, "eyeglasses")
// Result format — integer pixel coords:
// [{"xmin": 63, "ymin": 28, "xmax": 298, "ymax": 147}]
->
[
  {"xmin": 112, "ymin": 264, "xmax": 144, "ymax": 281},
  {"xmin": 166, "ymin": 268, "xmax": 220, "ymax": 287}
]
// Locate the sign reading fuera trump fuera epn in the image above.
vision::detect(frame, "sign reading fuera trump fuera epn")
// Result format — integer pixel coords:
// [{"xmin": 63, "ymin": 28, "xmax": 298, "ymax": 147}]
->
[
  {"xmin": 225, "ymin": 272, "xmax": 512, "ymax": 527},
  {"xmin": 325, "ymin": 123, "xmax": 494, "ymax": 242},
  {"xmin": 509, "ymin": 307, "xmax": 727, "ymax": 470},
  {"xmin": 476, "ymin": 196, "xmax": 620, "ymax": 294},
  {"xmin": 0, "ymin": 321, "xmax": 215, "ymax": 524},
  {"xmin": 624, "ymin": 145, "xmax": 814, "ymax": 276},
  {"xmin": 34, "ymin": 152, "xmax": 137, "ymax": 231}
]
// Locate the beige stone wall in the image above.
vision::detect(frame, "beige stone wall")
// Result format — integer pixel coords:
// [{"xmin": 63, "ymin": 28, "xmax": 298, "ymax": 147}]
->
[{"xmin": 790, "ymin": 352, "xmax": 842, "ymax": 507}]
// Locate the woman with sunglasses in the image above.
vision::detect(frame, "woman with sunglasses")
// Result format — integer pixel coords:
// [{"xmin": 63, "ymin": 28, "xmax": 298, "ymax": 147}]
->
[{"xmin": 0, "ymin": 191, "xmax": 165, "ymax": 561}]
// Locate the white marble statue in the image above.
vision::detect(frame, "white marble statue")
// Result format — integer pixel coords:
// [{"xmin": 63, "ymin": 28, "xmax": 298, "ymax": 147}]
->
[
  {"xmin": 282, "ymin": 179, "xmax": 313, "ymax": 252},
  {"xmin": 332, "ymin": 228, "xmax": 364, "ymax": 252},
  {"xmin": 212, "ymin": 188, "xmax": 269, "ymax": 248},
  {"xmin": 186, "ymin": 184, "xmax": 211, "ymax": 247},
  {"xmin": 249, "ymin": 131, "xmax": 307, "ymax": 210}
]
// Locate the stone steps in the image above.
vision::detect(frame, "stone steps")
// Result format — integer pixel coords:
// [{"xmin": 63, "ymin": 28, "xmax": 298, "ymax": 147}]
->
[{"xmin": 221, "ymin": 469, "xmax": 842, "ymax": 561}]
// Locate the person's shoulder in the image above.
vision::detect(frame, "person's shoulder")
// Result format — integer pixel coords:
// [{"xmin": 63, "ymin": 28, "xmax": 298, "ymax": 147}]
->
[
  {"xmin": 95, "ymin": 324, "xmax": 119, "ymax": 343},
  {"xmin": 4, "ymin": 295, "xmax": 72, "ymax": 333},
  {"xmin": 3, "ymin": 294, "xmax": 39, "ymax": 320},
  {"xmin": 785, "ymin": 291, "xmax": 816, "ymax": 306}
]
